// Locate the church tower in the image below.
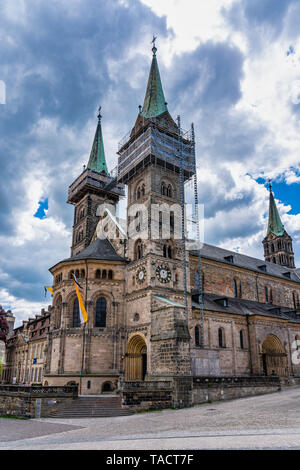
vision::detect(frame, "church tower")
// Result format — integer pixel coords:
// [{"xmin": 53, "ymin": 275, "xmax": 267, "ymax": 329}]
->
[
  {"xmin": 67, "ymin": 108, "xmax": 124, "ymax": 256},
  {"xmin": 262, "ymin": 183, "xmax": 295, "ymax": 268},
  {"xmin": 117, "ymin": 42, "xmax": 194, "ymax": 398}
]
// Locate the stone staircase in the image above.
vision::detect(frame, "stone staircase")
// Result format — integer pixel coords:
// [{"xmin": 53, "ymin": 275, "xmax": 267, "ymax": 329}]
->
[{"xmin": 46, "ymin": 395, "xmax": 133, "ymax": 418}]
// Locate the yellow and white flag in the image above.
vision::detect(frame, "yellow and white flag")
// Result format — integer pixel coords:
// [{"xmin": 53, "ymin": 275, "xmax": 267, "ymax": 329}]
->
[{"xmin": 72, "ymin": 274, "xmax": 88, "ymax": 324}]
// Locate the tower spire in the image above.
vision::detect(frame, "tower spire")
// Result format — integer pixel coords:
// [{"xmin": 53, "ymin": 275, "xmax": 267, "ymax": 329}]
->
[
  {"xmin": 267, "ymin": 181, "xmax": 285, "ymax": 237},
  {"xmin": 140, "ymin": 38, "xmax": 168, "ymax": 118},
  {"xmin": 87, "ymin": 106, "xmax": 109, "ymax": 175}
]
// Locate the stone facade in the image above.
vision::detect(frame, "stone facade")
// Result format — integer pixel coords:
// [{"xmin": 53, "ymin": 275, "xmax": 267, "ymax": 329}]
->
[
  {"xmin": 2, "ymin": 47, "xmax": 300, "ymax": 411},
  {"xmin": 2, "ymin": 309, "xmax": 50, "ymax": 385}
]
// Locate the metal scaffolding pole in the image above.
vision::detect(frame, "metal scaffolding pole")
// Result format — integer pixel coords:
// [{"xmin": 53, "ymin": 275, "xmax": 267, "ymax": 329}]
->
[
  {"xmin": 177, "ymin": 115, "xmax": 188, "ymax": 318},
  {"xmin": 191, "ymin": 123, "xmax": 205, "ymax": 347}
]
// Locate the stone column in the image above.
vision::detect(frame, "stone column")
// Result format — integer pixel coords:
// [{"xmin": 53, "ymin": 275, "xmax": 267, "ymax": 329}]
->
[{"xmin": 149, "ymin": 305, "xmax": 192, "ymax": 408}]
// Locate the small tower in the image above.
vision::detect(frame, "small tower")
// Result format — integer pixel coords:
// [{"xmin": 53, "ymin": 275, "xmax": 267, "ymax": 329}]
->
[
  {"xmin": 67, "ymin": 108, "xmax": 124, "ymax": 256},
  {"xmin": 262, "ymin": 182, "xmax": 295, "ymax": 268}
]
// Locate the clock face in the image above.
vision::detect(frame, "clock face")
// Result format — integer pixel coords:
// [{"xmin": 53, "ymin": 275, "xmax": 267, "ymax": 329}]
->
[
  {"xmin": 156, "ymin": 265, "xmax": 171, "ymax": 283},
  {"xmin": 136, "ymin": 267, "xmax": 146, "ymax": 284}
]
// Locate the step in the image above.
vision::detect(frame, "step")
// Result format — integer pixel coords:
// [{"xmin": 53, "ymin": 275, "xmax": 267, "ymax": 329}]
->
[{"xmin": 46, "ymin": 396, "xmax": 133, "ymax": 418}]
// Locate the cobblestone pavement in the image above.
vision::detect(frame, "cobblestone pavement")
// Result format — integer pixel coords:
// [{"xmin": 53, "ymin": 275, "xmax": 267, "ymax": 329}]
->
[{"xmin": 1, "ymin": 387, "xmax": 300, "ymax": 450}]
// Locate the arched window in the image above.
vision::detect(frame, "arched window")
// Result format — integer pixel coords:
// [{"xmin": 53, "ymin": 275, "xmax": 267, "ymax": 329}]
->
[
  {"xmin": 95, "ymin": 297, "xmax": 107, "ymax": 327},
  {"xmin": 218, "ymin": 328, "xmax": 225, "ymax": 348},
  {"xmin": 293, "ymin": 292, "xmax": 299, "ymax": 309},
  {"xmin": 102, "ymin": 381, "xmax": 113, "ymax": 392},
  {"xmin": 234, "ymin": 279, "xmax": 238, "ymax": 298},
  {"xmin": 170, "ymin": 212, "xmax": 174, "ymax": 232},
  {"xmin": 69, "ymin": 270, "xmax": 74, "ymax": 280},
  {"xmin": 55, "ymin": 295, "xmax": 62, "ymax": 329},
  {"xmin": 168, "ymin": 246, "xmax": 172, "ymax": 259},
  {"xmin": 240, "ymin": 330, "xmax": 244, "ymax": 349},
  {"xmin": 73, "ymin": 298, "xmax": 81, "ymax": 328},
  {"xmin": 161, "ymin": 182, "xmax": 166, "ymax": 196},
  {"xmin": 167, "ymin": 184, "xmax": 172, "ymax": 198},
  {"xmin": 108, "ymin": 270, "xmax": 113, "ymax": 280},
  {"xmin": 135, "ymin": 211, "xmax": 141, "ymax": 232},
  {"xmin": 137, "ymin": 187, "xmax": 141, "ymax": 199},
  {"xmin": 102, "ymin": 270, "xmax": 107, "ymax": 279},
  {"xmin": 265, "ymin": 286, "xmax": 269, "ymax": 303},
  {"xmin": 163, "ymin": 245, "xmax": 167, "ymax": 257},
  {"xmin": 95, "ymin": 269, "xmax": 101, "ymax": 279},
  {"xmin": 80, "ymin": 269, "xmax": 85, "ymax": 278},
  {"xmin": 195, "ymin": 326, "xmax": 200, "ymax": 347},
  {"xmin": 135, "ymin": 240, "xmax": 143, "ymax": 260},
  {"xmin": 141, "ymin": 184, "xmax": 145, "ymax": 197},
  {"xmin": 75, "ymin": 269, "xmax": 80, "ymax": 278},
  {"xmin": 270, "ymin": 287, "xmax": 273, "ymax": 304}
]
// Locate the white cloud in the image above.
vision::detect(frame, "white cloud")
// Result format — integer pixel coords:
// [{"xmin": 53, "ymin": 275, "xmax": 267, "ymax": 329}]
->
[{"xmin": 0, "ymin": 288, "xmax": 49, "ymax": 327}]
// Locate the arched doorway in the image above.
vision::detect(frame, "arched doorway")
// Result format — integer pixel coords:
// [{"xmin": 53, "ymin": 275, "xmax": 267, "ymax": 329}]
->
[
  {"xmin": 125, "ymin": 335, "xmax": 147, "ymax": 381},
  {"xmin": 261, "ymin": 334, "xmax": 288, "ymax": 377}
]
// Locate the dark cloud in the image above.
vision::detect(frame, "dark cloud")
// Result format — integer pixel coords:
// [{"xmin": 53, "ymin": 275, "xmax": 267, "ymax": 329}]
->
[
  {"xmin": 167, "ymin": 41, "xmax": 244, "ymax": 112},
  {"xmin": 0, "ymin": 0, "xmax": 168, "ymax": 310},
  {"xmin": 0, "ymin": 0, "xmax": 168, "ymax": 233},
  {"xmin": 222, "ymin": 0, "xmax": 298, "ymax": 50}
]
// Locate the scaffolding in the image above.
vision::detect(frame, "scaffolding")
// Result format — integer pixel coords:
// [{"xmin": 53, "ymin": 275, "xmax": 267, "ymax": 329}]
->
[{"xmin": 114, "ymin": 114, "xmax": 205, "ymax": 345}]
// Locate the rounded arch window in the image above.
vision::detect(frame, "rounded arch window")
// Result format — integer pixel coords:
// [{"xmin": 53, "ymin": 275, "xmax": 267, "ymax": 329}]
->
[
  {"xmin": 195, "ymin": 326, "xmax": 200, "ymax": 347},
  {"xmin": 102, "ymin": 381, "xmax": 113, "ymax": 392},
  {"xmin": 54, "ymin": 295, "xmax": 62, "ymax": 329},
  {"xmin": 240, "ymin": 330, "xmax": 244, "ymax": 349},
  {"xmin": 218, "ymin": 328, "xmax": 225, "ymax": 348},
  {"xmin": 135, "ymin": 240, "xmax": 143, "ymax": 260},
  {"xmin": 95, "ymin": 297, "xmax": 107, "ymax": 327},
  {"xmin": 73, "ymin": 298, "xmax": 81, "ymax": 328},
  {"xmin": 95, "ymin": 269, "xmax": 101, "ymax": 279}
]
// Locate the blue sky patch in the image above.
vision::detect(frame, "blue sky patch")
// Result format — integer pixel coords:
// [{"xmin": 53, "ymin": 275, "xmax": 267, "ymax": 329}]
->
[
  {"xmin": 256, "ymin": 177, "xmax": 300, "ymax": 215},
  {"xmin": 34, "ymin": 198, "xmax": 48, "ymax": 219}
]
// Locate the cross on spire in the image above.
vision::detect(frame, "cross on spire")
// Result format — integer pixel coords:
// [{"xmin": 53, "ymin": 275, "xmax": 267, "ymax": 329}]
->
[
  {"xmin": 151, "ymin": 35, "xmax": 157, "ymax": 56},
  {"xmin": 140, "ymin": 36, "xmax": 168, "ymax": 118},
  {"xmin": 268, "ymin": 178, "xmax": 272, "ymax": 192}
]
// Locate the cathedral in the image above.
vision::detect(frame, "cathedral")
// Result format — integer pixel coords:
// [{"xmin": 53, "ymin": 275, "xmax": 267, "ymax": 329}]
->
[{"xmin": 42, "ymin": 44, "xmax": 300, "ymax": 405}]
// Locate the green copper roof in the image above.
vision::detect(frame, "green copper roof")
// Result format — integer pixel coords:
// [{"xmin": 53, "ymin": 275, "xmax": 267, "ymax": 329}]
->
[
  {"xmin": 267, "ymin": 185, "xmax": 285, "ymax": 237},
  {"xmin": 140, "ymin": 45, "xmax": 168, "ymax": 118},
  {"xmin": 87, "ymin": 108, "xmax": 109, "ymax": 175}
]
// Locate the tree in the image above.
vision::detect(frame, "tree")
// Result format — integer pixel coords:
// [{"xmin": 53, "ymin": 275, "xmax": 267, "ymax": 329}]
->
[{"xmin": 0, "ymin": 306, "xmax": 9, "ymax": 344}]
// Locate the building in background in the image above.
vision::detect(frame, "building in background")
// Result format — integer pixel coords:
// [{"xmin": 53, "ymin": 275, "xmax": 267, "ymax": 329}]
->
[
  {"xmin": 2, "ymin": 308, "xmax": 50, "ymax": 385},
  {"xmin": 0, "ymin": 308, "xmax": 15, "ymax": 375}
]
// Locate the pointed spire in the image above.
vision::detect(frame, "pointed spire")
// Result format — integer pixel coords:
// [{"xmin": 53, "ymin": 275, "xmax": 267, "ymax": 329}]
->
[
  {"xmin": 267, "ymin": 181, "xmax": 285, "ymax": 237},
  {"xmin": 87, "ymin": 106, "xmax": 109, "ymax": 175},
  {"xmin": 140, "ymin": 38, "xmax": 168, "ymax": 118}
]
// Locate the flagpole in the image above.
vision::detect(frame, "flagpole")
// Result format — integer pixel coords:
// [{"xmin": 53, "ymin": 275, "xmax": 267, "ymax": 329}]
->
[{"xmin": 79, "ymin": 262, "xmax": 88, "ymax": 395}]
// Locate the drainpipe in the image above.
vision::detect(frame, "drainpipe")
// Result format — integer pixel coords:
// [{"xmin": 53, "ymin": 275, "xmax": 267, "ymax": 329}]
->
[{"xmin": 246, "ymin": 314, "xmax": 253, "ymax": 375}]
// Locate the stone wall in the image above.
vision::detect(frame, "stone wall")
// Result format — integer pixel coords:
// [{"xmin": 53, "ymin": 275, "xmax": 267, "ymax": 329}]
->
[
  {"xmin": 192, "ymin": 376, "xmax": 281, "ymax": 405},
  {"xmin": 0, "ymin": 385, "xmax": 78, "ymax": 418},
  {"xmin": 120, "ymin": 380, "xmax": 174, "ymax": 410},
  {"xmin": 120, "ymin": 376, "xmax": 282, "ymax": 411}
]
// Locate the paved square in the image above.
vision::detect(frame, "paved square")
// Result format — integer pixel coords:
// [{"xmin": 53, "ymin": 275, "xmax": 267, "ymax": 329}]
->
[{"xmin": 1, "ymin": 387, "xmax": 300, "ymax": 450}]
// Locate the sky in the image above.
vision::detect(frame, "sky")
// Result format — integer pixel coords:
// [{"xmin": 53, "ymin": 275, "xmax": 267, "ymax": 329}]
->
[{"xmin": 0, "ymin": 0, "xmax": 300, "ymax": 326}]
